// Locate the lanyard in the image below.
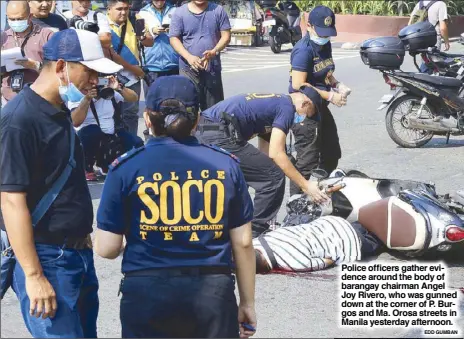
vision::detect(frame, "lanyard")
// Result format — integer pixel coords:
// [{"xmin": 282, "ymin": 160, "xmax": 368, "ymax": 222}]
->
[{"xmin": 12, "ymin": 25, "xmax": 34, "ymax": 57}]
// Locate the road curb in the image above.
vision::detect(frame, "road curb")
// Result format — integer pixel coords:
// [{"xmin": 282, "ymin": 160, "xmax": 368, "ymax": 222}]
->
[{"xmin": 335, "ymin": 36, "xmax": 462, "ymax": 50}]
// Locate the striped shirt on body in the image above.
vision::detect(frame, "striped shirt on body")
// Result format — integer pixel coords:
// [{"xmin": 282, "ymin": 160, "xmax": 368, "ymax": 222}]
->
[{"xmin": 253, "ymin": 216, "xmax": 362, "ymax": 272}]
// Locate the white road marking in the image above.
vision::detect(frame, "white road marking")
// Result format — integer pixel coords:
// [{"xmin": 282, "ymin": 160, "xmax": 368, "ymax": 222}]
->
[{"xmin": 222, "ymin": 52, "xmax": 360, "ymax": 73}]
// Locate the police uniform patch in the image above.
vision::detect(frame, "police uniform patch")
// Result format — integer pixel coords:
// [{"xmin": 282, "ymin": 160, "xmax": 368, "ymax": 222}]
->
[
  {"xmin": 203, "ymin": 144, "xmax": 240, "ymax": 163},
  {"xmin": 324, "ymin": 16, "xmax": 332, "ymax": 27},
  {"xmin": 109, "ymin": 145, "xmax": 145, "ymax": 171}
]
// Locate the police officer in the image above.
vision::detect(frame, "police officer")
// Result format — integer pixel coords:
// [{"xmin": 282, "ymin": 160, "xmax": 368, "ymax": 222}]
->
[
  {"xmin": 94, "ymin": 75, "xmax": 257, "ymax": 338},
  {"xmin": 196, "ymin": 86, "xmax": 328, "ymax": 238},
  {"xmin": 288, "ymin": 5, "xmax": 352, "ymax": 196}
]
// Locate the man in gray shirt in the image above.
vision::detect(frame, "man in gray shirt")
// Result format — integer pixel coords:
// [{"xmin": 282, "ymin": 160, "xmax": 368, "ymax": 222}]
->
[{"xmin": 169, "ymin": 0, "xmax": 231, "ymax": 111}]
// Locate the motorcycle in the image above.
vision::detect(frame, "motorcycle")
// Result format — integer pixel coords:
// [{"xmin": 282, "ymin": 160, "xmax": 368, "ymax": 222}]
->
[
  {"xmin": 261, "ymin": 0, "xmax": 302, "ymax": 53},
  {"xmin": 279, "ymin": 168, "xmax": 464, "ymax": 258},
  {"xmin": 377, "ymin": 69, "xmax": 464, "ymax": 148},
  {"xmin": 360, "ymin": 22, "xmax": 464, "ymax": 148},
  {"xmin": 413, "ymin": 46, "xmax": 464, "ymax": 79}
]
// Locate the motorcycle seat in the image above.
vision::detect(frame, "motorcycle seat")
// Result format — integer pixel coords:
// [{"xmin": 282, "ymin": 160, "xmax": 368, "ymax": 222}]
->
[
  {"xmin": 396, "ymin": 72, "xmax": 462, "ymax": 88},
  {"xmin": 359, "ymin": 197, "xmax": 426, "ymax": 250}
]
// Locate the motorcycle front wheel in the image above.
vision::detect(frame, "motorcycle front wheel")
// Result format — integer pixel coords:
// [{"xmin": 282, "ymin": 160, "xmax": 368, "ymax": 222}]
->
[{"xmin": 385, "ymin": 94, "xmax": 435, "ymax": 148}]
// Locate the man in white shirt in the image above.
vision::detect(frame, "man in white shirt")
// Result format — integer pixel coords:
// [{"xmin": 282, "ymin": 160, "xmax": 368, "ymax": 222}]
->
[
  {"xmin": 409, "ymin": 0, "xmax": 450, "ymax": 51},
  {"xmin": 253, "ymin": 216, "xmax": 382, "ymax": 273},
  {"xmin": 69, "ymin": 75, "xmax": 143, "ymax": 181},
  {"xmin": 62, "ymin": 0, "xmax": 112, "ymax": 49}
]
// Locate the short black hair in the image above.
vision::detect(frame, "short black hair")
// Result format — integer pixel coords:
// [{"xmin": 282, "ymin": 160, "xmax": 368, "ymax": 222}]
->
[
  {"xmin": 255, "ymin": 249, "xmax": 272, "ymax": 274},
  {"xmin": 107, "ymin": 0, "xmax": 131, "ymax": 8}
]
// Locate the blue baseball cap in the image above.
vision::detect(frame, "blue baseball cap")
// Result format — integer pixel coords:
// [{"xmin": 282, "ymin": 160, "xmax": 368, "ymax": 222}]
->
[
  {"xmin": 43, "ymin": 29, "xmax": 123, "ymax": 74},
  {"xmin": 146, "ymin": 75, "xmax": 199, "ymax": 118},
  {"xmin": 308, "ymin": 5, "xmax": 337, "ymax": 37},
  {"xmin": 299, "ymin": 85, "xmax": 322, "ymax": 116}
]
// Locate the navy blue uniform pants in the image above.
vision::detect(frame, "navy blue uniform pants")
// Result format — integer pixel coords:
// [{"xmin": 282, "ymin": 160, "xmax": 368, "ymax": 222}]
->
[
  {"xmin": 290, "ymin": 103, "xmax": 341, "ymax": 196},
  {"xmin": 119, "ymin": 269, "xmax": 240, "ymax": 338},
  {"xmin": 196, "ymin": 126, "xmax": 285, "ymax": 238}
]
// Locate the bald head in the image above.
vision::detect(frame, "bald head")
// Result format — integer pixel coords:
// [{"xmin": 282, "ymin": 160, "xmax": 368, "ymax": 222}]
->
[{"xmin": 7, "ymin": 0, "xmax": 31, "ymax": 18}]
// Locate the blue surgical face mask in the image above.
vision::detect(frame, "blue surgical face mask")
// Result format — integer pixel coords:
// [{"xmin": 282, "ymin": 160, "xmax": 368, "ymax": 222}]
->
[
  {"xmin": 294, "ymin": 112, "xmax": 305, "ymax": 124},
  {"xmin": 310, "ymin": 35, "xmax": 330, "ymax": 45},
  {"xmin": 8, "ymin": 19, "xmax": 29, "ymax": 33},
  {"xmin": 58, "ymin": 63, "xmax": 85, "ymax": 103}
]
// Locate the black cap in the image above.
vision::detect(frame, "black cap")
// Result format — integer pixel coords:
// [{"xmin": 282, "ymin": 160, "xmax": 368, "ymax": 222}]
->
[
  {"xmin": 308, "ymin": 5, "xmax": 337, "ymax": 37},
  {"xmin": 299, "ymin": 86, "xmax": 322, "ymax": 116}
]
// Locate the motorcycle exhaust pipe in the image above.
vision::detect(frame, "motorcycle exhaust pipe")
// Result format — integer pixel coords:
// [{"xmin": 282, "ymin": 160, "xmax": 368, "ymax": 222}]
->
[{"xmin": 406, "ymin": 118, "xmax": 460, "ymax": 133}]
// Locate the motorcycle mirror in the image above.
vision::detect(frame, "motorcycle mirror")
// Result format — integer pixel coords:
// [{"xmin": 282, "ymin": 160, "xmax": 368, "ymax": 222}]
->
[{"xmin": 310, "ymin": 169, "xmax": 328, "ymax": 180}]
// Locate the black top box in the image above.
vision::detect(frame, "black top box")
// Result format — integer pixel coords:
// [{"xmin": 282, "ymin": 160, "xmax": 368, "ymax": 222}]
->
[
  {"xmin": 398, "ymin": 21, "xmax": 437, "ymax": 52},
  {"xmin": 360, "ymin": 36, "xmax": 406, "ymax": 70}
]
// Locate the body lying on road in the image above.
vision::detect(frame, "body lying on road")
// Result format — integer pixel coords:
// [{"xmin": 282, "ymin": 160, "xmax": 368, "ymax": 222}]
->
[{"xmin": 252, "ymin": 216, "xmax": 382, "ymax": 273}]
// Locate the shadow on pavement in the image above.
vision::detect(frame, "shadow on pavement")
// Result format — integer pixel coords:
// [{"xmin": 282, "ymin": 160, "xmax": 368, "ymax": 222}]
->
[{"xmin": 418, "ymin": 137, "xmax": 464, "ymax": 149}]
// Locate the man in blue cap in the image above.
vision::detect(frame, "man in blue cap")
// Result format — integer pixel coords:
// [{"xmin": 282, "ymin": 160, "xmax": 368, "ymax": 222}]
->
[
  {"xmin": 288, "ymin": 5, "xmax": 352, "ymax": 197},
  {"xmin": 1, "ymin": 28, "xmax": 122, "ymax": 337},
  {"xmin": 197, "ymin": 86, "xmax": 329, "ymax": 238},
  {"xmin": 95, "ymin": 75, "xmax": 257, "ymax": 338}
]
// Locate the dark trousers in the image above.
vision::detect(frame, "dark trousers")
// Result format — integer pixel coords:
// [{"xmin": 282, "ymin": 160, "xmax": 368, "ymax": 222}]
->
[
  {"xmin": 77, "ymin": 124, "xmax": 143, "ymax": 172},
  {"xmin": 180, "ymin": 68, "xmax": 224, "ymax": 111},
  {"xmin": 144, "ymin": 68, "xmax": 179, "ymax": 87},
  {"xmin": 290, "ymin": 104, "xmax": 341, "ymax": 196},
  {"xmin": 120, "ymin": 271, "xmax": 239, "ymax": 338},
  {"xmin": 197, "ymin": 127, "xmax": 285, "ymax": 237},
  {"xmin": 351, "ymin": 222, "xmax": 384, "ymax": 257}
]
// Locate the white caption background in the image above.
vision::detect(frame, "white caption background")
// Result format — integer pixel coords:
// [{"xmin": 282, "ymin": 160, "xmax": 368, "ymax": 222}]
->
[{"xmin": 338, "ymin": 261, "xmax": 462, "ymax": 337}]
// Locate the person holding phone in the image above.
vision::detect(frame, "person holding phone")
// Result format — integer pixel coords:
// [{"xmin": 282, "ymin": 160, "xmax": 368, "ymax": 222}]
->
[
  {"xmin": 138, "ymin": 0, "xmax": 180, "ymax": 140},
  {"xmin": 106, "ymin": 0, "xmax": 154, "ymax": 136},
  {"xmin": 138, "ymin": 0, "xmax": 179, "ymax": 86}
]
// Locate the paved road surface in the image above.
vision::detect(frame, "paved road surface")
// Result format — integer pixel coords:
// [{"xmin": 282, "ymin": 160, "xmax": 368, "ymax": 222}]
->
[{"xmin": 2, "ymin": 42, "xmax": 464, "ymax": 338}]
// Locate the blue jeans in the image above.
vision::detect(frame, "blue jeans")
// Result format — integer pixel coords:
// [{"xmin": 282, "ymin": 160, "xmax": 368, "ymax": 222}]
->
[
  {"xmin": 120, "ymin": 271, "xmax": 239, "ymax": 338},
  {"xmin": 12, "ymin": 244, "xmax": 99, "ymax": 338},
  {"xmin": 77, "ymin": 125, "xmax": 143, "ymax": 172}
]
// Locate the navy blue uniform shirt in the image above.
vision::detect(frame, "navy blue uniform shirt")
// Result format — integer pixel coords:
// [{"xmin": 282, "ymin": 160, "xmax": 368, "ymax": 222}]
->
[
  {"xmin": 201, "ymin": 93, "xmax": 296, "ymax": 140},
  {"xmin": 97, "ymin": 136, "xmax": 254, "ymax": 273},
  {"xmin": 288, "ymin": 34, "xmax": 335, "ymax": 94},
  {"xmin": 0, "ymin": 86, "xmax": 94, "ymax": 237}
]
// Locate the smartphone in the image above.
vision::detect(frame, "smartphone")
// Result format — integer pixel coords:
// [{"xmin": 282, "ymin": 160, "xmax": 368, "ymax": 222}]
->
[
  {"xmin": 162, "ymin": 23, "xmax": 170, "ymax": 29},
  {"xmin": 135, "ymin": 18, "xmax": 145, "ymax": 37},
  {"xmin": 241, "ymin": 323, "xmax": 256, "ymax": 332},
  {"xmin": 98, "ymin": 78, "xmax": 109, "ymax": 86}
]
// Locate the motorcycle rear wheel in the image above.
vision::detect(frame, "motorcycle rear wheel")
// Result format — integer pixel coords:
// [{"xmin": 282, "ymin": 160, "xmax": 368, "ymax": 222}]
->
[{"xmin": 385, "ymin": 94, "xmax": 434, "ymax": 148}]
